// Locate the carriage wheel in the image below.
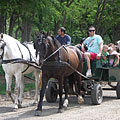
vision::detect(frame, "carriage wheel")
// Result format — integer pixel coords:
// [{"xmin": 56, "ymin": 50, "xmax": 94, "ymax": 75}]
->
[
  {"xmin": 116, "ymin": 82, "xmax": 120, "ymax": 99},
  {"xmin": 45, "ymin": 81, "xmax": 58, "ymax": 103},
  {"xmin": 91, "ymin": 84, "xmax": 103, "ymax": 105}
]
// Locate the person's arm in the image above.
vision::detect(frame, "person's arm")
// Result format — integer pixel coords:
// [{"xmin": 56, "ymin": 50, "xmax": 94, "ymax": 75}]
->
[
  {"xmin": 66, "ymin": 35, "xmax": 71, "ymax": 45},
  {"xmin": 113, "ymin": 54, "xmax": 119, "ymax": 67},
  {"xmin": 96, "ymin": 42, "xmax": 103, "ymax": 59},
  {"xmin": 102, "ymin": 56, "xmax": 107, "ymax": 61},
  {"xmin": 98, "ymin": 42, "xmax": 103, "ymax": 55},
  {"xmin": 82, "ymin": 39, "xmax": 87, "ymax": 53}
]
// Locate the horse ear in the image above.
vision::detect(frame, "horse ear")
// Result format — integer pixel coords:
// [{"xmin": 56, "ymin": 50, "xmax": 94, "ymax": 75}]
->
[
  {"xmin": 42, "ymin": 31, "xmax": 45, "ymax": 35},
  {"xmin": 35, "ymin": 31, "xmax": 39, "ymax": 37},
  {"xmin": 1, "ymin": 33, "xmax": 3, "ymax": 38},
  {"xmin": 51, "ymin": 36, "xmax": 58, "ymax": 46},
  {"xmin": 47, "ymin": 31, "xmax": 50, "ymax": 36},
  {"xmin": 51, "ymin": 36, "xmax": 54, "ymax": 40},
  {"xmin": 33, "ymin": 40, "xmax": 36, "ymax": 49}
]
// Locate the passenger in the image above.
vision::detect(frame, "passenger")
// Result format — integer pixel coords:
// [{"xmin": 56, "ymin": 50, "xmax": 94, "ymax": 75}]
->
[
  {"xmin": 101, "ymin": 45, "xmax": 109, "ymax": 67},
  {"xmin": 83, "ymin": 26, "xmax": 103, "ymax": 77},
  {"xmin": 76, "ymin": 38, "xmax": 88, "ymax": 52},
  {"xmin": 108, "ymin": 47, "xmax": 119, "ymax": 67},
  {"xmin": 108, "ymin": 43, "xmax": 115, "ymax": 48},
  {"xmin": 116, "ymin": 40, "xmax": 120, "ymax": 53},
  {"xmin": 56, "ymin": 27, "xmax": 71, "ymax": 45}
]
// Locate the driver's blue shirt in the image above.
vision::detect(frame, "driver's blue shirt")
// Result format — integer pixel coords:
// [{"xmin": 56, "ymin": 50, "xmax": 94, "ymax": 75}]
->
[{"xmin": 56, "ymin": 34, "xmax": 71, "ymax": 45}]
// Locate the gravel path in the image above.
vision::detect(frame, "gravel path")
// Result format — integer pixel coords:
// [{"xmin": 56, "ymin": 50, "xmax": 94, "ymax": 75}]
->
[{"xmin": 0, "ymin": 90, "xmax": 120, "ymax": 120}]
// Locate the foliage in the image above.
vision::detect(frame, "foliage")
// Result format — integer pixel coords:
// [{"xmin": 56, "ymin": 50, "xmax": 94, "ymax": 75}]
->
[
  {"xmin": 0, "ymin": 0, "xmax": 120, "ymax": 42},
  {"xmin": 0, "ymin": 65, "xmax": 4, "ymax": 75},
  {"xmin": 0, "ymin": 83, "xmax": 35, "ymax": 95},
  {"xmin": 0, "ymin": 0, "xmax": 120, "ymax": 73}
]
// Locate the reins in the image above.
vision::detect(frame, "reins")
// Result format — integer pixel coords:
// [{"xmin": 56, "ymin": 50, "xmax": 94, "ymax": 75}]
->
[
  {"xmin": 62, "ymin": 61, "xmax": 91, "ymax": 80},
  {"xmin": 1, "ymin": 42, "xmax": 34, "ymax": 64},
  {"xmin": 41, "ymin": 45, "xmax": 91, "ymax": 80},
  {"xmin": 43, "ymin": 45, "xmax": 67, "ymax": 63},
  {"xmin": 0, "ymin": 40, "xmax": 42, "ymax": 72}
]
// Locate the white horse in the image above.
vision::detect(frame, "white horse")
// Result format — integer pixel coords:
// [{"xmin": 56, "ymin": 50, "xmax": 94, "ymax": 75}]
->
[{"xmin": 0, "ymin": 33, "xmax": 42, "ymax": 111}]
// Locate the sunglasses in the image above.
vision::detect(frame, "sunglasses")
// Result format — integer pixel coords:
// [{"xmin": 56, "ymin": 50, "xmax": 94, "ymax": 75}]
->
[{"xmin": 89, "ymin": 30, "xmax": 95, "ymax": 32}]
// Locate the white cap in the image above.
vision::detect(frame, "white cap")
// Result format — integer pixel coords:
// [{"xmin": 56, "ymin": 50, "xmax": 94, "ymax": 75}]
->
[
  {"xmin": 117, "ymin": 40, "xmax": 120, "ymax": 44},
  {"xmin": 108, "ymin": 47, "xmax": 113, "ymax": 51}
]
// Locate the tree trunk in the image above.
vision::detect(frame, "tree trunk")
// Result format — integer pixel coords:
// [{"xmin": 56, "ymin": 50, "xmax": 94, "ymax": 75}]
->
[
  {"xmin": 70, "ymin": 20, "xmax": 73, "ymax": 37},
  {"xmin": 94, "ymin": 0, "xmax": 107, "ymax": 34},
  {"xmin": 15, "ymin": 26, "xmax": 22, "ymax": 39},
  {"xmin": 62, "ymin": 11, "xmax": 67, "ymax": 27},
  {"xmin": 22, "ymin": 19, "xmax": 32, "ymax": 42},
  {"xmin": 0, "ymin": 12, "xmax": 5, "ymax": 33},
  {"xmin": 54, "ymin": 19, "xmax": 61, "ymax": 36},
  {"xmin": 9, "ymin": 12, "xmax": 18, "ymax": 36},
  {"xmin": 27, "ymin": 23, "xmax": 32, "ymax": 42}
]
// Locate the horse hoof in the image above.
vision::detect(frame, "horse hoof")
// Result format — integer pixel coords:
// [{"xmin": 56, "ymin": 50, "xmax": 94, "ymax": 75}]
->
[
  {"xmin": 63, "ymin": 106, "xmax": 67, "ymax": 110},
  {"xmin": 78, "ymin": 96, "xmax": 84, "ymax": 104},
  {"xmin": 34, "ymin": 110, "xmax": 42, "ymax": 116},
  {"xmin": 18, "ymin": 104, "xmax": 22, "ymax": 108},
  {"xmin": 57, "ymin": 109, "xmax": 64, "ymax": 113},
  {"xmin": 13, "ymin": 108, "xmax": 18, "ymax": 112},
  {"xmin": 33, "ymin": 102, "xmax": 37, "ymax": 106}
]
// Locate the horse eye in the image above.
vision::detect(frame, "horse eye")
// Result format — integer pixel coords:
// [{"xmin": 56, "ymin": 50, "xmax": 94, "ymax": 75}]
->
[{"xmin": 38, "ymin": 41, "xmax": 41, "ymax": 45}]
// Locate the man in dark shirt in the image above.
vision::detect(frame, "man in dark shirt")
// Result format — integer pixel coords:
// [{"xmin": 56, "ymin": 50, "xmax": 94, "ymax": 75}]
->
[{"xmin": 56, "ymin": 27, "xmax": 71, "ymax": 45}]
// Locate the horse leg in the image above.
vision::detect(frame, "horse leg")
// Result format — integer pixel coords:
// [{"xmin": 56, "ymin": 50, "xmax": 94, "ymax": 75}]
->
[
  {"xmin": 35, "ymin": 75, "xmax": 48, "ymax": 116},
  {"xmin": 76, "ymin": 68, "xmax": 84, "ymax": 104},
  {"xmin": 33, "ymin": 70, "xmax": 42, "ymax": 105},
  {"xmin": 58, "ymin": 76, "xmax": 64, "ymax": 113},
  {"xmin": 5, "ymin": 74, "xmax": 14, "ymax": 102},
  {"xmin": 77, "ymin": 79, "xmax": 84, "ymax": 104},
  {"xmin": 63, "ymin": 78, "xmax": 69, "ymax": 110},
  {"xmin": 18, "ymin": 75, "xmax": 24, "ymax": 108},
  {"xmin": 13, "ymin": 73, "xmax": 22, "ymax": 111}
]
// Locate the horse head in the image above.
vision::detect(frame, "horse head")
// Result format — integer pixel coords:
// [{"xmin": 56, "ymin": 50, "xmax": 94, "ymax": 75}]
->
[
  {"xmin": 34, "ymin": 32, "xmax": 59, "ymax": 66},
  {"xmin": 0, "ymin": 33, "xmax": 6, "ymax": 63}
]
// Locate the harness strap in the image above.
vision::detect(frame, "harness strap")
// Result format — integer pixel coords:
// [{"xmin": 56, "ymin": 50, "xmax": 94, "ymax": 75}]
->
[
  {"xmin": 2, "ymin": 58, "xmax": 36, "ymax": 66},
  {"xmin": 22, "ymin": 43, "xmax": 32, "ymax": 61},
  {"xmin": 2, "ymin": 58, "xmax": 23, "ymax": 64},
  {"xmin": 63, "ymin": 45, "xmax": 70, "ymax": 63},
  {"xmin": 64, "ymin": 62, "xmax": 91, "ymax": 80},
  {"xmin": 41, "ymin": 45, "xmax": 91, "ymax": 79},
  {"xmin": 43, "ymin": 45, "xmax": 65, "ymax": 62},
  {"xmin": 43, "ymin": 45, "xmax": 70, "ymax": 63},
  {"xmin": 22, "ymin": 65, "xmax": 30, "ymax": 73},
  {"xmin": 21, "ymin": 43, "xmax": 33, "ymax": 73},
  {"xmin": 16, "ymin": 42, "xmax": 23, "ymax": 59},
  {"xmin": 43, "ymin": 61, "xmax": 91, "ymax": 80}
]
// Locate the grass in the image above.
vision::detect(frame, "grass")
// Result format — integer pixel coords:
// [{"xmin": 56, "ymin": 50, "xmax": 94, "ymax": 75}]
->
[
  {"xmin": 0, "ymin": 83, "xmax": 6, "ymax": 95},
  {"xmin": 0, "ymin": 83, "xmax": 35, "ymax": 95},
  {"xmin": 24, "ymin": 83, "xmax": 35, "ymax": 92}
]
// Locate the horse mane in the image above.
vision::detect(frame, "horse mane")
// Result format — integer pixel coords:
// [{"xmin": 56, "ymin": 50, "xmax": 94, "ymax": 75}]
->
[
  {"xmin": 51, "ymin": 36, "xmax": 61, "ymax": 48},
  {"xmin": 1, "ymin": 34, "xmax": 21, "ymax": 45},
  {"xmin": 0, "ymin": 33, "xmax": 3, "ymax": 39},
  {"xmin": 35, "ymin": 31, "xmax": 62, "ymax": 49}
]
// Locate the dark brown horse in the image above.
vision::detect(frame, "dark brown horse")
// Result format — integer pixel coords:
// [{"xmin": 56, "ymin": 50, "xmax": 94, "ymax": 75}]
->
[{"xmin": 34, "ymin": 32, "xmax": 84, "ymax": 116}]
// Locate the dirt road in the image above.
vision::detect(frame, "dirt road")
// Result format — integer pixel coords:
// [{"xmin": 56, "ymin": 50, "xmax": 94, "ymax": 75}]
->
[{"xmin": 0, "ymin": 89, "xmax": 120, "ymax": 120}]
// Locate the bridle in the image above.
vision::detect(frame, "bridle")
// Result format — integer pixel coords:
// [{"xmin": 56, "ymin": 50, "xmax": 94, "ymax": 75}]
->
[{"xmin": 0, "ymin": 39, "xmax": 6, "ymax": 60}]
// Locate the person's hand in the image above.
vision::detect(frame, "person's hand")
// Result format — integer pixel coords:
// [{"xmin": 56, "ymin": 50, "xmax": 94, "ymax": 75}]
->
[
  {"xmin": 113, "ymin": 64, "xmax": 117, "ymax": 67},
  {"xmin": 96, "ymin": 53, "xmax": 101, "ymax": 59}
]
